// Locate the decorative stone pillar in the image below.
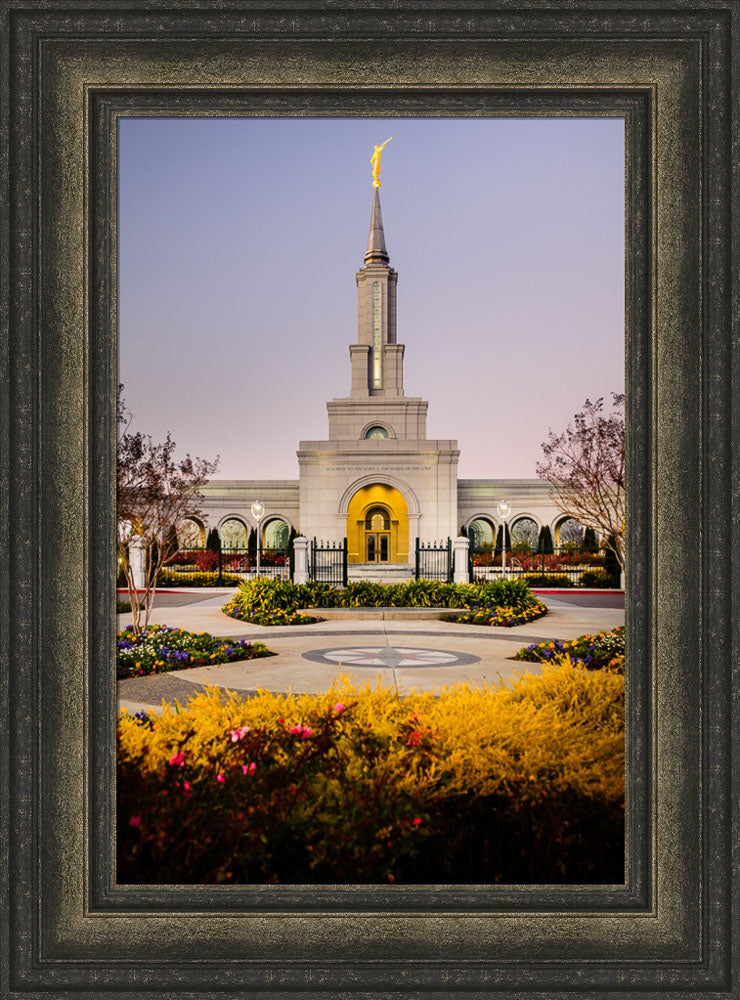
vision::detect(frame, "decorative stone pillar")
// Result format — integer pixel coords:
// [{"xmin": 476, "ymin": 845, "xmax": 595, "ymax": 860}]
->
[
  {"xmin": 128, "ymin": 536, "xmax": 146, "ymax": 591},
  {"xmin": 453, "ymin": 536, "xmax": 470, "ymax": 584},
  {"xmin": 407, "ymin": 513, "xmax": 421, "ymax": 565},
  {"xmin": 293, "ymin": 536, "xmax": 309, "ymax": 584}
]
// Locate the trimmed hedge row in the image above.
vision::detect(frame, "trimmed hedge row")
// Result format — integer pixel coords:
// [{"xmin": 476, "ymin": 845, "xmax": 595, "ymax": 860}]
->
[
  {"xmin": 223, "ymin": 577, "xmax": 546, "ymax": 626},
  {"xmin": 117, "ymin": 662, "xmax": 624, "ymax": 884}
]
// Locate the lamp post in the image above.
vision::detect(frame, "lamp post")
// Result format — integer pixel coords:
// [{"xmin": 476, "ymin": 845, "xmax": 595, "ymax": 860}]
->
[
  {"xmin": 250, "ymin": 500, "xmax": 265, "ymax": 577},
  {"xmin": 497, "ymin": 500, "xmax": 511, "ymax": 579}
]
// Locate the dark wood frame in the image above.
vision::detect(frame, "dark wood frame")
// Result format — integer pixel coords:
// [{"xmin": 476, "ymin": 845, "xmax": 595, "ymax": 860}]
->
[{"xmin": 1, "ymin": 2, "xmax": 737, "ymax": 996}]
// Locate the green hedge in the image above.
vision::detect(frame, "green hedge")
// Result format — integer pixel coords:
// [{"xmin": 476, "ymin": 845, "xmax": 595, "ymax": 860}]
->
[{"xmin": 223, "ymin": 577, "xmax": 543, "ymax": 624}]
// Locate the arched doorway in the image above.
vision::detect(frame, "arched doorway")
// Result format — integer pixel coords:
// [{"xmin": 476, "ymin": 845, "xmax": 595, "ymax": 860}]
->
[{"xmin": 347, "ymin": 484, "xmax": 409, "ymax": 564}]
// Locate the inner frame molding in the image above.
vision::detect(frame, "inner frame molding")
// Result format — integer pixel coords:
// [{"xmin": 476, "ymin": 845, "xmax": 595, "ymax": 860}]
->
[{"xmin": 2, "ymin": 6, "xmax": 736, "ymax": 997}]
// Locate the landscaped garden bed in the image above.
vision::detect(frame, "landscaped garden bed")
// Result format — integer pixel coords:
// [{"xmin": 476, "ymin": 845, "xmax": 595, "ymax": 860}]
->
[
  {"xmin": 222, "ymin": 577, "xmax": 547, "ymax": 627},
  {"xmin": 515, "ymin": 626, "xmax": 625, "ymax": 672},
  {"xmin": 442, "ymin": 600, "xmax": 548, "ymax": 627},
  {"xmin": 117, "ymin": 660, "xmax": 624, "ymax": 884},
  {"xmin": 117, "ymin": 624, "xmax": 274, "ymax": 679},
  {"xmin": 157, "ymin": 568, "xmax": 245, "ymax": 588}
]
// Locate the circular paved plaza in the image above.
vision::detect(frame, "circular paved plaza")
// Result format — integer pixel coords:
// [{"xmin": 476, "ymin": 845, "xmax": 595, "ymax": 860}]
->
[
  {"xmin": 302, "ymin": 645, "xmax": 481, "ymax": 668},
  {"xmin": 117, "ymin": 589, "xmax": 625, "ymax": 715}
]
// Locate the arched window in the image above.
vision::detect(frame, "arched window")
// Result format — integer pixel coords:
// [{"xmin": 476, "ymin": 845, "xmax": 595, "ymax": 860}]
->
[
  {"xmin": 557, "ymin": 517, "xmax": 584, "ymax": 546},
  {"xmin": 220, "ymin": 518, "xmax": 248, "ymax": 550},
  {"xmin": 364, "ymin": 425, "xmax": 389, "ymax": 439},
  {"xmin": 264, "ymin": 518, "xmax": 290, "ymax": 550},
  {"xmin": 178, "ymin": 517, "xmax": 204, "ymax": 549},
  {"xmin": 511, "ymin": 517, "xmax": 539, "ymax": 550},
  {"xmin": 468, "ymin": 518, "xmax": 494, "ymax": 552},
  {"xmin": 364, "ymin": 507, "xmax": 390, "ymax": 531}
]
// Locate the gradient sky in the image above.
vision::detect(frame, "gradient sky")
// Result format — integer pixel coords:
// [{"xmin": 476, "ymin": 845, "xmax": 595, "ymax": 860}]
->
[{"xmin": 118, "ymin": 116, "xmax": 624, "ymax": 480}]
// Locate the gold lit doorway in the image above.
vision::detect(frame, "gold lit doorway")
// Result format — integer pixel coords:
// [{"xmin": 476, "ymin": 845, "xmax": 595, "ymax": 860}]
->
[{"xmin": 365, "ymin": 507, "xmax": 390, "ymax": 562}]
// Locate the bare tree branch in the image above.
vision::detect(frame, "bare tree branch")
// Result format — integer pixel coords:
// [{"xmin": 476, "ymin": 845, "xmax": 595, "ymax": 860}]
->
[
  {"xmin": 536, "ymin": 394, "xmax": 625, "ymax": 570},
  {"xmin": 116, "ymin": 386, "xmax": 219, "ymax": 635}
]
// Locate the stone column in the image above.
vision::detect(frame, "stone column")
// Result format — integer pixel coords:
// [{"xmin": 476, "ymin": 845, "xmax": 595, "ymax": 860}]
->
[
  {"xmin": 293, "ymin": 536, "xmax": 309, "ymax": 584},
  {"xmin": 128, "ymin": 536, "xmax": 147, "ymax": 591},
  {"xmin": 407, "ymin": 513, "xmax": 421, "ymax": 566},
  {"xmin": 453, "ymin": 536, "xmax": 470, "ymax": 584}
]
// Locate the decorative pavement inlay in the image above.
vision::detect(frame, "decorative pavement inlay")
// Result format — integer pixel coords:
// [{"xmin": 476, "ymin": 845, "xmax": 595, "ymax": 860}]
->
[{"xmin": 301, "ymin": 646, "xmax": 481, "ymax": 668}]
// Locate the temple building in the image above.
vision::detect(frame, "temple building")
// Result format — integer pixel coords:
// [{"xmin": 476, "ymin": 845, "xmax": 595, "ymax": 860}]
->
[{"xmin": 187, "ymin": 190, "xmax": 576, "ymax": 578}]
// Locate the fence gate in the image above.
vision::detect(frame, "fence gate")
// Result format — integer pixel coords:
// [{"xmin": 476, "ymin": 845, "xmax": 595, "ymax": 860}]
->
[
  {"xmin": 309, "ymin": 538, "xmax": 348, "ymax": 586},
  {"xmin": 415, "ymin": 537, "xmax": 453, "ymax": 582}
]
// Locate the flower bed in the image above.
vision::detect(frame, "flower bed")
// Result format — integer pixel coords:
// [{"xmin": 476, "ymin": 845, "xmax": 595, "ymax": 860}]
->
[
  {"xmin": 220, "ymin": 603, "xmax": 323, "ymax": 627},
  {"xmin": 117, "ymin": 661, "xmax": 624, "ymax": 884},
  {"xmin": 117, "ymin": 624, "xmax": 274, "ymax": 679},
  {"xmin": 442, "ymin": 600, "xmax": 548, "ymax": 628},
  {"xmin": 223, "ymin": 577, "xmax": 545, "ymax": 626},
  {"xmin": 515, "ymin": 626, "xmax": 625, "ymax": 672},
  {"xmin": 157, "ymin": 569, "xmax": 244, "ymax": 588}
]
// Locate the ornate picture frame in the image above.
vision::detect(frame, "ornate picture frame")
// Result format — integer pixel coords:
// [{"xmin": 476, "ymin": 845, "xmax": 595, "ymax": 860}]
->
[{"xmin": 1, "ymin": 2, "xmax": 737, "ymax": 996}]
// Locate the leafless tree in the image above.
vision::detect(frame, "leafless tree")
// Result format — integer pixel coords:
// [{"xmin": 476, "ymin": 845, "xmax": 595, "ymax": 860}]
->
[
  {"xmin": 536, "ymin": 394, "xmax": 625, "ymax": 569},
  {"xmin": 117, "ymin": 386, "xmax": 219, "ymax": 635}
]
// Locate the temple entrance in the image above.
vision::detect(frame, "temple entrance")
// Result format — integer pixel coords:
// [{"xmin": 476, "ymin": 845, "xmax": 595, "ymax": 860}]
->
[
  {"xmin": 365, "ymin": 507, "xmax": 391, "ymax": 562},
  {"xmin": 347, "ymin": 484, "xmax": 409, "ymax": 564}
]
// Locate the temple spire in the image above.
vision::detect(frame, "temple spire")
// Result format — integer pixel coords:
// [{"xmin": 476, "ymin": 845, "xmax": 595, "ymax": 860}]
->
[{"xmin": 364, "ymin": 189, "xmax": 389, "ymax": 265}]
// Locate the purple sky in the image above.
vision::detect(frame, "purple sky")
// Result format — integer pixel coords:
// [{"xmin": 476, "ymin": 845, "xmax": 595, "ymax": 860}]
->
[{"xmin": 118, "ymin": 117, "xmax": 624, "ymax": 480}]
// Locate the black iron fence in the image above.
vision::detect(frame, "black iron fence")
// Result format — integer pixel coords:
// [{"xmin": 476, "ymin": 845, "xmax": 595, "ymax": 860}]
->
[
  {"xmin": 468, "ymin": 545, "xmax": 618, "ymax": 588},
  {"xmin": 415, "ymin": 537, "xmax": 453, "ymax": 582},
  {"xmin": 162, "ymin": 545, "xmax": 292, "ymax": 585},
  {"xmin": 309, "ymin": 538, "xmax": 348, "ymax": 586}
]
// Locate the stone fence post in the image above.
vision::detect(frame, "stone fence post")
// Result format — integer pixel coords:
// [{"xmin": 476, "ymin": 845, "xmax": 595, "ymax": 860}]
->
[
  {"xmin": 453, "ymin": 536, "xmax": 470, "ymax": 584},
  {"xmin": 293, "ymin": 536, "xmax": 309, "ymax": 585},
  {"xmin": 128, "ymin": 536, "xmax": 147, "ymax": 591}
]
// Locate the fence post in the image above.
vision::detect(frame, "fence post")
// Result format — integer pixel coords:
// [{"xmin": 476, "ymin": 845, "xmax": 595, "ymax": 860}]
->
[
  {"xmin": 128, "ymin": 536, "xmax": 146, "ymax": 591},
  {"xmin": 415, "ymin": 537, "xmax": 420, "ymax": 580},
  {"xmin": 453, "ymin": 536, "xmax": 470, "ymax": 584},
  {"xmin": 217, "ymin": 544, "xmax": 223, "ymax": 586},
  {"xmin": 292, "ymin": 536, "xmax": 309, "ymax": 584},
  {"xmin": 342, "ymin": 537, "xmax": 348, "ymax": 587}
]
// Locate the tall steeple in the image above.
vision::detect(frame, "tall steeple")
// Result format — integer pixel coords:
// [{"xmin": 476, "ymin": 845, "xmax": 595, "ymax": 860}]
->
[
  {"xmin": 364, "ymin": 189, "xmax": 389, "ymax": 265},
  {"xmin": 351, "ymin": 191, "xmax": 400, "ymax": 397}
]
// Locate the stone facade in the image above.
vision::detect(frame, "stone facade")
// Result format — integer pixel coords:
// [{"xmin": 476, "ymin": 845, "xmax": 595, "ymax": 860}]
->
[{"xmin": 188, "ymin": 192, "xmax": 577, "ymax": 561}]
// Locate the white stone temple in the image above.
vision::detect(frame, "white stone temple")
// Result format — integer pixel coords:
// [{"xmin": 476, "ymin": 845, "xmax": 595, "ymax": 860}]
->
[{"xmin": 188, "ymin": 190, "xmax": 578, "ymax": 578}]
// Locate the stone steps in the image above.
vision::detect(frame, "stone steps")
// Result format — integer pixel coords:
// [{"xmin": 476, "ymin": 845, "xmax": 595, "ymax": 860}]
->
[{"xmin": 347, "ymin": 563, "xmax": 415, "ymax": 583}]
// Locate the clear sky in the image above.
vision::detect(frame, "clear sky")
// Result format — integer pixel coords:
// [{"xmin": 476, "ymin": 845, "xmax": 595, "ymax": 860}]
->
[{"xmin": 118, "ymin": 116, "xmax": 624, "ymax": 480}]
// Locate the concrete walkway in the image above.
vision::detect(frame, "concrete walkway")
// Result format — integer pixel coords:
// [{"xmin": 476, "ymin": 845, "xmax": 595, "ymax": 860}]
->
[{"xmin": 117, "ymin": 590, "xmax": 624, "ymax": 715}]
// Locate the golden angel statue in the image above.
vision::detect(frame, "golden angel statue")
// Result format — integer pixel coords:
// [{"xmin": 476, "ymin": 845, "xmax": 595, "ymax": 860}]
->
[{"xmin": 370, "ymin": 136, "xmax": 395, "ymax": 188}]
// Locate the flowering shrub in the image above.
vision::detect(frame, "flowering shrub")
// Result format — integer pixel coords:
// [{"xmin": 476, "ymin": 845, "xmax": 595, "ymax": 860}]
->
[
  {"xmin": 515, "ymin": 626, "xmax": 625, "ymax": 672},
  {"xmin": 117, "ymin": 624, "xmax": 274, "ymax": 679},
  {"xmin": 443, "ymin": 600, "xmax": 548, "ymax": 628},
  {"xmin": 195, "ymin": 550, "xmax": 220, "ymax": 571},
  {"xmin": 117, "ymin": 662, "xmax": 624, "ymax": 884}
]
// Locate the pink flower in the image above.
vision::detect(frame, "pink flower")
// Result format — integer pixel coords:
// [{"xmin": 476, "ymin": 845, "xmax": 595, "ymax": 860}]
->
[
  {"xmin": 241, "ymin": 762, "xmax": 257, "ymax": 775},
  {"xmin": 333, "ymin": 703, "xmax": 346, "ymax": 713},
  {"xmin": 301, "ymin": 726, "xmax": 312, "ymax": 739},
  {"xmin": 169, "ymin": 752, "xmax": 185, "ymax": 767},
  {"xmin": 183, "ymin": 781, "xmax": 192, "ymax": 793},
  {"xmin": 289, "ymin": 723, "xmax": 312, "ymax": 738},
  {"xmin": 216, "ymin": 772, "xmax": 225, "ymax": 783},
  {"xmin": 413, "ymin": 817, "xmax": 422, "ymax": 826},
  {"xmin": 230, "ymin": 726, "xmax": 251, "ymax": 742},
  {"xmin": 407, "ymin": 730, "xmax": 422, "ymax": 747},
  {"xmin": 289, "ymin": 724, "xmax": 302, "ymax": 735},
  {"xmin": 129, "ymin": 814, "xmax": 141, "ymax": 827}
]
